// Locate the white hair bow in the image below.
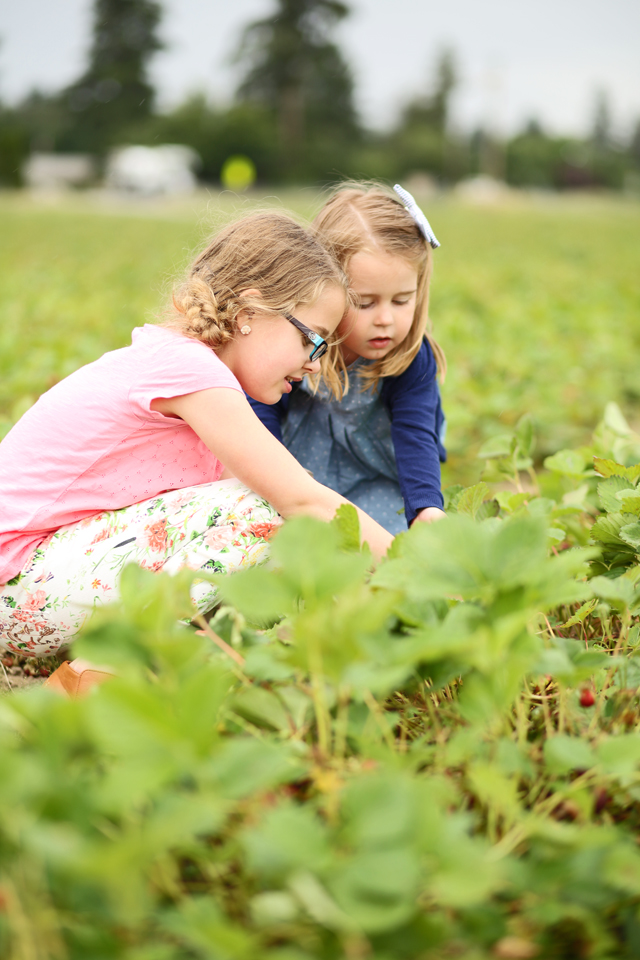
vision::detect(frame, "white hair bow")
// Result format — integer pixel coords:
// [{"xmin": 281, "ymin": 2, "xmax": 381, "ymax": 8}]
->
[{"xmin": 393, "ymin": 184, "xmax": 440, "ymax": 249}]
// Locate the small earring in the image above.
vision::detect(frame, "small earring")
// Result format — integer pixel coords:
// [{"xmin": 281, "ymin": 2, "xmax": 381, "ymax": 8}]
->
[{"xmin": 240, "ymin": 325, "xmax": 252, "ymax": 336}]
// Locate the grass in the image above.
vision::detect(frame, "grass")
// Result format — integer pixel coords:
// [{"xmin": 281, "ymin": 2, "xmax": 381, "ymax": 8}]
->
[{"xmin": 1, "ymin": 188, "xmax": 639, "ymax": 485}]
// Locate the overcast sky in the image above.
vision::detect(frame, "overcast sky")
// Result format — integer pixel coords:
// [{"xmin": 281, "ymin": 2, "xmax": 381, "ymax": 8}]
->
[{"xmin": 1, "ymin": 0, "xmax": 639, "ymax": 138}]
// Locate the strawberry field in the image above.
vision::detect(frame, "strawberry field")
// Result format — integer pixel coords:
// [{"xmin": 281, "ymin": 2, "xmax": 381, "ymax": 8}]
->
[{"xmin": 1, "ymin": 190, "xmax": 640, "ymax": 959}]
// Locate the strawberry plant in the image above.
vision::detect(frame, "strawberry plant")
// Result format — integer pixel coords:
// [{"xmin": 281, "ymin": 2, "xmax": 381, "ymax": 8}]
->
[
  {"xmin": 3, "ymin": 403, "xmax": 640, "ymax": 958},
  {"xmin": 2, "ymin": 191, "xmax": 640, "ymax": 958}
]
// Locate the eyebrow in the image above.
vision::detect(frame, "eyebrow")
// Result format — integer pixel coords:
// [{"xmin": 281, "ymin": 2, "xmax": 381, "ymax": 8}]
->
[
  {"xmin": 315, "ymin": 326, "xmax": 330, "ymax": 338},
  {"xmin": 359, "ymin": 289, "xmax": 417, "ymax": 298}
]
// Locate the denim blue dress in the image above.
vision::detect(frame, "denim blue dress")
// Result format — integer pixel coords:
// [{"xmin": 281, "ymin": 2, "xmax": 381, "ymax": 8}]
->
[{"xmin": 249, "ymin": 340, "xmax": 446, "ymax": 535}]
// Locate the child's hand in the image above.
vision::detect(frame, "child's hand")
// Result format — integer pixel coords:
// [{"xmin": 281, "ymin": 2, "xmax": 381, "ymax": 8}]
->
[{"xmin": 412, "ymin": 506, "xmax": 446, "ymax": 525}]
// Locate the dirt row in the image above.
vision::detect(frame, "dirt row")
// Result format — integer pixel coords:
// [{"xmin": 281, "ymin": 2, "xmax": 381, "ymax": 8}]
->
[{"xmin": 1, "ymin": 654, "xmax": 52, "ymax": 694}]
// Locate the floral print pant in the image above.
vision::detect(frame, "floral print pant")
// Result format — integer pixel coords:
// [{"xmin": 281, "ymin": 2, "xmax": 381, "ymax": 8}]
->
[{"xmin": 0, "ymin": 480, "xmax": 281, "ymax": 657}]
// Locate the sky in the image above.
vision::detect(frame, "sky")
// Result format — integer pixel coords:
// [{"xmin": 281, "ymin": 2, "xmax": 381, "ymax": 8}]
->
[{"xmin": 1, "ymin": 0, "xmax": 639, "ymax": 139}]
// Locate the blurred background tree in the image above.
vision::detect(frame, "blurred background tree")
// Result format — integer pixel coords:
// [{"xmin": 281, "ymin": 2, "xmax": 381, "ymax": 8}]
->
[
  {"xmin": 0, "ymin": 0, "xmax": 639, "ymax": 190},
  {"xmin": 505, "ymin": 120, "xmax": 565, "ymax": 188},
  {"xmin": 0, "ymin": 37, "xmax": 29, "ymax": 185},
  {"xmin": 59, "ymin": 0, "xmax": 164, "ymax": 154},
  {"xmin": 142, "ymin": 95, "xmax": 280, "ymax": 183},
  {"xmin": 234, "ymin": 0, "xmax": 359, "ymax": 181},
  {"xmin": 385, "ymin": 49, "xmax": 470, "ymax": 183},
  {"xmin": 0, "ymin": 106, "xmax": 28, "ymax": 186},
  {"xmin": 0, "ymin": 0, "xmax": 164, "ymax": 183}
]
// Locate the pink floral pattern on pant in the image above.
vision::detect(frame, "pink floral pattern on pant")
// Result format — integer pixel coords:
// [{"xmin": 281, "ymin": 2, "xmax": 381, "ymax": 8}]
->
[{"xmin": 0, "ymin": 479, "xmax": 281, "ymax": 656}]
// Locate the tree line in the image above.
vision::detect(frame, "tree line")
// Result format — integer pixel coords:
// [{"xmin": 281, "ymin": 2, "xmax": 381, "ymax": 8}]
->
[{"xmin": 0, "ymin": 0, "xmax": 638, "ymax": 190}]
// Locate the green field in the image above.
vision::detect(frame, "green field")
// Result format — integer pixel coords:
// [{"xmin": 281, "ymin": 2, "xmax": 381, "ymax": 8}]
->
[
  {"xmin": 4, "ymin": 189, "xmax": 640, "ymax": 960},
  {"xmin": 1, "ymin": 189, "xmax": 639, "ymax": 484}
]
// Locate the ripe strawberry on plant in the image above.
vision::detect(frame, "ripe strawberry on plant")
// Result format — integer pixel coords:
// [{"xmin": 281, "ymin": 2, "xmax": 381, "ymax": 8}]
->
[{"xmin": 580, "ymin": 688, "xmax": 596, "ymax": 708}]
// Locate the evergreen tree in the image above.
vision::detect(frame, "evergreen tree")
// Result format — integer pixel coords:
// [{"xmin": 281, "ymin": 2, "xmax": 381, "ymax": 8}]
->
[
  {"xmin": 389, "ymin": 49, "xmax": 461, "ymax": 181},
  {"xmin": 592, "ymin": 89, "xmax": 612, "ymax": 152},
  {"xmin": 60, "ymin": 0, "xmax": 163, "ymax": 154},
  {"xmin": 400, "ymin": 49, "xmax": 457, "ymax": 135},
  {"xmin": 630, "ymin": 120, "xmax": 640, "ymax": 167},
  {"xmin": 235, "ymin": 0, "xmax": 358, "ymax": 178}
]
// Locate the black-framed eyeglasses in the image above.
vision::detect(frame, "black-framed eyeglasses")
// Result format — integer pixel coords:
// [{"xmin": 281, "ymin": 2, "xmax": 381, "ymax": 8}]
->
[{"xmin": 284, "ymin": 312, "xmax": 328, "ymax": 362}]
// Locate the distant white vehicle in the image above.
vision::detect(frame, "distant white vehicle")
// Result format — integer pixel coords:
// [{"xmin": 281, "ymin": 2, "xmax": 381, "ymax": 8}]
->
[
  {"xmin": 24, "ymin": 153, "xmax": 94, "ymax": 191},
  {"xmin": 106, "ymin": 145, "xmax": 200, "ymax": 196}
]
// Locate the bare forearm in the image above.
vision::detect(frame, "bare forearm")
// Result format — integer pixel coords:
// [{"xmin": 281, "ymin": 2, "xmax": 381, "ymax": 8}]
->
[
  {"xmin": 159, "ymin": 389, "xmax": 394, "ymax": 558},
  {"xmin": 283, "ymin": 481, "xmax": 393, "ymax": 560},
  {"xmin": 354, "ymin": 506, "xmax": 394, "ymax": 559}
]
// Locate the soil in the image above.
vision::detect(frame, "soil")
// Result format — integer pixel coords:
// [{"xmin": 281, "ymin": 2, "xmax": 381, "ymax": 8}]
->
[{"xmin": 0, "ymin": 654, "xmax": 55, "ymax": 695}]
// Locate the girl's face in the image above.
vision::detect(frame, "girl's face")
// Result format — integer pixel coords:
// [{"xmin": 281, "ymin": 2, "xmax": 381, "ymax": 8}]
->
[
  {"xmin": 339, "ymin": 250, "xmax": 418, "ymax": 366},
  {"xmin": 220, "ymin": 283, "xmax": 345, "ymax": 404}
]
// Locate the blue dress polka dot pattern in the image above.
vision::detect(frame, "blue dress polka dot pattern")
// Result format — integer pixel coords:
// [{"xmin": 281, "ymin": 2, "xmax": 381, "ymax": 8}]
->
[
  {"xmin": 283, "ymin": 360, "xmax": 409, "ymax": 534},
  {"xmin": 249, "ymin": 340, "xmax": 447, "ymax": 535}
]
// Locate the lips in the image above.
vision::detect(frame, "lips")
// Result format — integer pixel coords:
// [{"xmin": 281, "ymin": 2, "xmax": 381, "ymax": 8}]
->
[
  {"xmin": 368, "ymin": 337, "xmax": 392, "ymax": 349},
  {"xmin": 283, "ymin": 376, "xmax": 302, "ymax": 394}
]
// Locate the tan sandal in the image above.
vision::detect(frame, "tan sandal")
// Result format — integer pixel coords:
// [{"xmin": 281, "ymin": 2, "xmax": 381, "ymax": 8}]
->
[{"xmin": 44, "ymin": 658, "xmax": 114, "ymax": 698}]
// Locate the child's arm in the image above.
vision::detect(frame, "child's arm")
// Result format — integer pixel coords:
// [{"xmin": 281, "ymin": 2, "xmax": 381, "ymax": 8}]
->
[
  {"xmin": 413, "ymin": 506, "xmax": 446, "ymax": 524},
  {"xmin": 152, "ymin": 388, "xmax": 394, "ymax": 559},
  {"xmin": 383, "ymin": 340, "xmax": 446, "ymax": 526}
]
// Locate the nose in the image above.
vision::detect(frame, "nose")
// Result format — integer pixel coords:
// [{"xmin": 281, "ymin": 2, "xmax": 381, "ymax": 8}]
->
[
  {"xmin": 374, "ymin": 304, "xmax": 394, "ymax": 327},
  {"xmin": 303, "ymin": 354, "xmax": 322, "ymax": 375}
]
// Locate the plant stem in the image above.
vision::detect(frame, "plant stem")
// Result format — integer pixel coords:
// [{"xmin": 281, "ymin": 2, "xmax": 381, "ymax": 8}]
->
[
  {"xmin": 363, "ymin": 689, "xmax": 396, "ymax": 751},
  {"xmin": 334, "ymin": 684, "xmax": 351, "ymax": 763},
  {"xmin": 307, "ymin": 632, "xmax": 330, "ymax": 758}
]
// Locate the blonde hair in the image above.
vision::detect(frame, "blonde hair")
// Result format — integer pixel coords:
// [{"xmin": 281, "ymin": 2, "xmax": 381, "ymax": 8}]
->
[
  {"xmin": 166, "ymin": 211, "xmax": 349, "ymax": 349},
  {"xmin": 312, "ymin": 183, "xmax": 446, "ymax": 398}
]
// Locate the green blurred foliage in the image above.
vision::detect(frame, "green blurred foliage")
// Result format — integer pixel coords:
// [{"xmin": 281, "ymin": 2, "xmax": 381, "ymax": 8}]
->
[
  {"xmin": 431, "ymin": 197, "xmax": 640, "ymax": 484},
  {"xmin": 2, "ymin": 0, "xmax": 639, "ymax": 190},
  {"xmin": 5, "ymin": 421, "xmax": 640, "ymax": 956},
  {"xmin": 3, "ymin": 191, "xmax": 640, "ymax": 956},
  {"xmin": 0, "ymin": 199, "xmax": 197, "ymax": 437},
  {"xmin": 234, "ymin": 0, "xmax": 360, "ymax": 183},
  {"xmin": 506, "ymin": 124, "xmax": 632, "ymax": 191},
  {"xmin": 57, "ymin": 0, "xmax": 164, "ymax": 156},
  {"xmin": 139, "ymin": 96, "xmax": 281, "ymax": 183},
  {"xmin": 1, "ymin": 193, "xmax": 639, "ymax": 487},
  {"xmin": 0, "ymin": 110, "xmax": 29, "ymax": 187}
]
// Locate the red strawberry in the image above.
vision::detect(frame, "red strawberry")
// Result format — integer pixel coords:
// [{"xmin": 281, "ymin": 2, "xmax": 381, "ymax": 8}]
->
[{"xmin": 580, "ymin": 688, "xmax": 596, "ymax": 708}]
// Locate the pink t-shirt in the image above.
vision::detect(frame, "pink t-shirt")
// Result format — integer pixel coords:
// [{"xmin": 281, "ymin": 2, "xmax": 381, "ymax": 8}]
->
[{"xmin": 0, "ymin": 325, "xmax": 242, "ymax": 583}]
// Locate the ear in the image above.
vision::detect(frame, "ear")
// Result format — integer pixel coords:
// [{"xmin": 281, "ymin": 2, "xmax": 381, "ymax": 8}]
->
[{"xmin": 235, "ymin": 288, "xmax": 262, "ymax": 331}]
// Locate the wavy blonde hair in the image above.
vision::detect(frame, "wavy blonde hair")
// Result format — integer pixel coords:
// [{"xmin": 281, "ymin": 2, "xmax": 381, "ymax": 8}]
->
[
  {"xmin": 311, "ymin": 183, "xmax": 446, "ymax": 399},
  {"xmin": 165, "ymin": 211, "xmax": 349, "ymax": 349}
]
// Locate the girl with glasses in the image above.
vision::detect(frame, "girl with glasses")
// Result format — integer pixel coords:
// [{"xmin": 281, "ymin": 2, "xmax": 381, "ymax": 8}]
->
[
  {"xmin": 250, "ymin": 183, "xmax": 448, "ymax": 536},
  {"xmin": 0, "ymin": 211, "xmax": 393, "ymax": 657}
]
